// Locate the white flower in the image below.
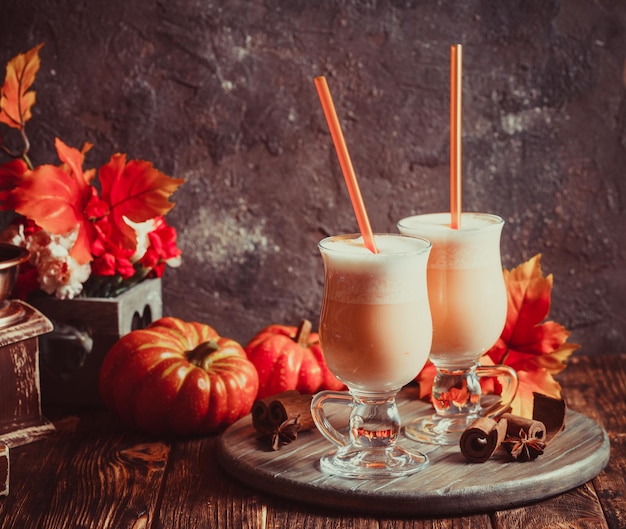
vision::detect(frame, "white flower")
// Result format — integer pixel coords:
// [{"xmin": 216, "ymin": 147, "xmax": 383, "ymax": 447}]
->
[
  {"xmin": 2, "ymin": 224, "xmax": 92, "ymax": 299},
  {"xmin": 165, "ymin": 254, "xmax": 182, "ymax": 268},
  {"xmin": 31, "ymin": 229, "xmax": 90, "ymax": 299},
  {"xmin": 124, "ymin": 216, "xmax": 155, "ymax": 263},
  {"xmin": 37, "ymin": 253, "xmax": 91, "ymax": 299}
]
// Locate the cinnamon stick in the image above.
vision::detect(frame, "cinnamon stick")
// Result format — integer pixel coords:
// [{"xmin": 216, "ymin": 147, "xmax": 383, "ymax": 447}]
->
[
  {"xmin": 460, "ymin": 417, "xmax": 508, "ymax": 463},
  {"xmin": 252, "ymin": 390, "xmax": 316, "ymax": 451},
  {"xmin": 269, "ymin": 393, "xmax": 315, "ymax": 432},
  {"xmin": 459, "ymin": 393, "xmax": 567, "ymax": 463},
  {"xmin": 500, "ymin": 413, "xmax": 547, "ymax": 461},
  {"xmin": 252, "ymin": 390, "xmax": 299, "ymax": 433},
  {"xmin": 532, "ymin": 392, "xmax": 567, "ymax": 442},
  {"xmin": 501, "ymin": 413, "xmax": 547, "ymax": 441}
]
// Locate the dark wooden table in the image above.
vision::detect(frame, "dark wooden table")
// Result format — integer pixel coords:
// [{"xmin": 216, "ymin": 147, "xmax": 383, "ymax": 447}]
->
[{"xmin": 1, "ymin": 353, "xmax": 624, "ymax": 528}]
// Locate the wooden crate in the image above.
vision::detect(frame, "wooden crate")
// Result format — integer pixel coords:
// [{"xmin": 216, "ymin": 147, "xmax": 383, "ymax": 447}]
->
[{"xmin": 31, "ymin": 278, "xmax": 162, "ymax": 408}]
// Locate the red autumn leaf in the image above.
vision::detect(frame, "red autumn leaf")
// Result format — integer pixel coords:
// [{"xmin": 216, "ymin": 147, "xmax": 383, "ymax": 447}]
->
[
  {"xmin": 485, "ymin": 254, "xmax": 578, "ymax": 373},
  {"xmin": 0, "ymin": 43, "xmax": 43, "ymax": 129},
  {"xmin": 483, "ymin": 254, "xmax": 579, "ymax": 417},
  {"xmin": 98, "ymin": 153, "xmax": 185, "ymax": 250},
  {"xmin": 502, "ymin": 254, "xmax": 553, "ymax": 349},
  {"xmin": 12, "ymin": 138, "xmax": 95, "ymax": 264}
]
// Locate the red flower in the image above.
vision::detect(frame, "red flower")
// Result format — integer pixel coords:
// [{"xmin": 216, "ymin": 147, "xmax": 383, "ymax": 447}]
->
[
  {"xmin": 84, "ymin": 187, "xmax": 110, "ymax": 221},
  {"xmin": 139, "ymin": 216, "xmax": 181, "ymax": 278},
  {"xmin": 90, "ymin": 229, "xmax": 135, "ymax": 279}
]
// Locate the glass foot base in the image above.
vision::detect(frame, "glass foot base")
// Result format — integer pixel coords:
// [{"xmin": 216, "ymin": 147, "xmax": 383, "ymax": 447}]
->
[
  {"xmin": 404, "ymin": 415, "xmax": 476, "ymax": 446},
  {"xmin": 319, "ymin": 446, "xmax": 429, "ymax": 479}
]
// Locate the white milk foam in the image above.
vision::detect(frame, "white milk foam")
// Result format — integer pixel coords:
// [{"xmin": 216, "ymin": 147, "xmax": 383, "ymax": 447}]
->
[
  {"xmin": 397, "ymin": 213, "xmax": 504, "ymax": 270},
  {"xmin": 319, "ymin": 235, "xmax": 430, "ymax": 305}
]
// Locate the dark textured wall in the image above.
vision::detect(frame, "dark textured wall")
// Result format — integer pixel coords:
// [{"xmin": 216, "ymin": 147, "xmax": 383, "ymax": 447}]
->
[{"xmin": 1, "ymin": 0, "xmax": 625, "ymax": 355}]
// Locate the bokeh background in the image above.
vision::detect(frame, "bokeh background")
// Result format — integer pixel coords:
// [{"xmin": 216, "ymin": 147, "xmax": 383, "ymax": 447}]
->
[{"xmin": 1, "ymin": 0, "xmax": 624, "ymax": 355}]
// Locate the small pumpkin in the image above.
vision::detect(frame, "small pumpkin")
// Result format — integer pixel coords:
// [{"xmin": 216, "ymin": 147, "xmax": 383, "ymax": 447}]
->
[
  {"xmin": 99, "ymin": 317, "xmax": 259, "ymax": 435},
  {"xmin": 245, "ymin": 319, "xmax": 344, "ymax": 399}
]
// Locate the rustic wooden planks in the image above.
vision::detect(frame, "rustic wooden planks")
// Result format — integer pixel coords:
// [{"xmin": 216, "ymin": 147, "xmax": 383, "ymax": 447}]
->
[
  {"xmin": 491, "ymin": 482, "xmax": 610, "ymax": 529},
  {"xmin": 0, "ymin": 353, "xmax": 622, "ymax": 528},
  {"xmin": 0, "ymin": 412, "xmax": 168, "ymax": 529},
  {"xmin": 156, "ymin": 436, "xmax": 272, "ymax": 528},
  {"xmin": 558, "ymin": 354, "xmax": 626, "ymax": 529}
]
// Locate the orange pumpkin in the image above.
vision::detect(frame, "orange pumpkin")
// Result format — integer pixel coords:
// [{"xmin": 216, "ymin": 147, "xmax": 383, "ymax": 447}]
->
[
  {"xmin": 245, "ymin": 319, "xmax": 344, "ymax": 399},
  {"xmin": 99, "ymin": 317, "xmax": 258, "ymax": 435}
]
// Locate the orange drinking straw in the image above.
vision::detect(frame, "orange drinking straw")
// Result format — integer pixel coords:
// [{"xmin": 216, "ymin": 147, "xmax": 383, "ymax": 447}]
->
[
  {"xmin": 450, "ymin": 44, "xmax": 463, "ymax": 230},
  {"xmin": 314, "ymin": 76, "xmax": 379, "ymax": 254}
]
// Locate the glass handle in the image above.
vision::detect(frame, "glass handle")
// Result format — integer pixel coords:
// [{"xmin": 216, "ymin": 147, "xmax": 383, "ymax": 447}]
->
[
  {"xmin": 476, "ymin": 365, "xmax": 519, "ymax": 418},
  {"xmin": 310, "ymin": 390, "xmax": 352, "ymax": 448}
]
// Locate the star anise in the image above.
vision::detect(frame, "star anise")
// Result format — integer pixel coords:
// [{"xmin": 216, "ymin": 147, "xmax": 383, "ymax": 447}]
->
[
  {"xmin": 502, "ymin": 428, "xmax": 547, "ymax": 462},
  {"xmin": 258, "ymin": 416, "xmax": 303, "ymax": 451}
]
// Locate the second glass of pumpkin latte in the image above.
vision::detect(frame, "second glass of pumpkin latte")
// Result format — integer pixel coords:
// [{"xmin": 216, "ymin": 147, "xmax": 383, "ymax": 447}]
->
[
  {"xmin": 397, "ymin": 212, "xmax": 518, "ymax": 445},
  {"xmin": 311, "ymin": 233, "xmax": 433, "ymax": 479}
]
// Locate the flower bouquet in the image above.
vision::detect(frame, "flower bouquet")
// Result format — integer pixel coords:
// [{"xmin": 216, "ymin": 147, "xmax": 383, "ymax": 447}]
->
[{"xmin": 0, "ymin": 43, "xmax": 184, "ymax": 300}]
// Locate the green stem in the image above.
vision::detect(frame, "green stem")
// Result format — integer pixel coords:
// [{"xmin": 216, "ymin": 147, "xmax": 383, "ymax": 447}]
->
[
  {"xmin": 22, "ymin": 152, "xmax": 33, "ymax": 170},
  {"xmin": 186, "ymin": 340, "xmax": 221, "ymax": 369}
]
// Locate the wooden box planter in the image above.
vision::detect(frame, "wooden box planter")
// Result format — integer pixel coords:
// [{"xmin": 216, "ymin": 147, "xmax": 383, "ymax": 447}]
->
[{"xmin": 30, "ymin": 278, "xmax": 162, "ymax": 408}]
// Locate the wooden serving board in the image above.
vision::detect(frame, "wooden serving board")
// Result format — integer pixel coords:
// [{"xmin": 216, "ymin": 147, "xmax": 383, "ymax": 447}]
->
[{"xmin": 217, "ymin": 390, "xmax": 610, "ymax": 517}]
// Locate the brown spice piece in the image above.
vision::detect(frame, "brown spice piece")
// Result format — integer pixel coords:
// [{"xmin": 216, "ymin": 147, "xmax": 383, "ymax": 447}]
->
[
  {"xmin": 531, "ymin": 392, "xmax": 567, "ymax": 442},
  {"xmin": 501, "ymin": 413, "xmax": 547, "ymax": 441},
  {"xmin": 500, "ymin": 392, "xmax": 567, "ymax": 462},
  {"xmin": 252, "ymin": 391, "xmax": 314, "ymax": 450},
  {"xmin": 460, "ymin": 417, "xmax": 508, "ymax": 463},
  {"xmin": 500, "ymin": 413, "xmax": 547, "ymax": 461},
  {"xmin": 270, "ymin": 417, "xmax": 302, "ymax": 451},
  {"xmin": 502, "ymin": 428, "xmax": 547, "ymax": 461},
  {"xmin": 269, "ymin": 393, "xmax": 315, "ymax": 431},
  {"xmin": 252, "ymin": 390, "xmax": 299, "ymax": 433},
  {"xmin": 459, "ymin": 392, "xmax": 567, "ymax": 463}
]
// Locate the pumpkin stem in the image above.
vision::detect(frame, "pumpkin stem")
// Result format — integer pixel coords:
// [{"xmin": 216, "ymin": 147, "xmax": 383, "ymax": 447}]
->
[
  {"xmin": 187, "ymin": 340, "xmax": 221, "ymax": 367},
  {"xmin": 295, "ymin": 319, "xmax": 312, "ymax": 347}
]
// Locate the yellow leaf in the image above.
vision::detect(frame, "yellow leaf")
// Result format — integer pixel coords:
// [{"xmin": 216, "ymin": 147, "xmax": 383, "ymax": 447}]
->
[{"xmin": 0, "ymin": 43, "xmax": 44, "ymax": 129}]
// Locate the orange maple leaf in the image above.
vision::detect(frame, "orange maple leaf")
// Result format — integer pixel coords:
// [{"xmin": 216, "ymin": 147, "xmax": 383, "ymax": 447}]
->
[
  {"xmin": 0, "ymin": 43, "xmax": 43, "ymax": 130},
  {"xmin": 505, "ymin": 368, "xmax": 563, "ymax": 418},
  {"xmin": 97, "ymin": 154, "xmax": 185, "ymax": 250},
  {"xmin": 12, "ymin": 138, "xmax": 95, "ymax": 264},
  {"xmin": 484, "ymin": 254, "xmax": 579, "ymax": 416}
]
